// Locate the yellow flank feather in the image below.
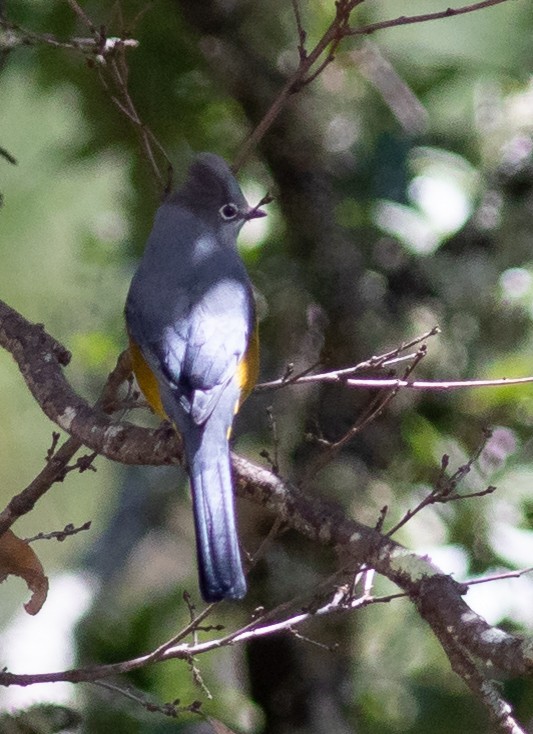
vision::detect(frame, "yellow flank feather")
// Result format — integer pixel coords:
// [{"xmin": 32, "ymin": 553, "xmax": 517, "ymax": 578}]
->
[
  {"xmin": 236, "ymin": 323, "xmax": 260, "ymax": 408},
  {"xmin": 129, "ymin": 338, "xmax": 167, "ymax": 418}
]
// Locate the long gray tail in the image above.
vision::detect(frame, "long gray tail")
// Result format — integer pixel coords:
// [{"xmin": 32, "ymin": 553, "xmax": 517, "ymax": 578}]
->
[{"xmin": 186, "ymin": 425, "xmax": 246, "ymax": 602}]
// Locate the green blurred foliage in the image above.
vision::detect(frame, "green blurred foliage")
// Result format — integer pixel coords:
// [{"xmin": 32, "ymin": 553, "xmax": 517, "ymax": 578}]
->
[
  {"xmin": 2, "ymin": 0, "xmax": 533, "ymax": 732},
  {"xmin": 0, "ymin": 703, "xmax": 82, "ymax": 733}
]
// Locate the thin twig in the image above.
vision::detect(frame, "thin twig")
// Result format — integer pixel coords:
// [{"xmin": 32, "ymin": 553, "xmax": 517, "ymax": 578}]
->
[
  {"xmin": 350, "ymin": 0, "xmax": 514, "ymax": 37},
  {"xmin": 302, "ymin": 343, "xmax": 428, "ymax": 481},
  {"xmin": 262, "ymin": 406, "xmax": 281, "ymax": 474},
  {"xmin": 97, "ymin": 50, "xmax": 172, "ymax": 192},
  {"xmin": 233, "ymin": 0, "xmax": 512, "ymax": 167},
  {"xmin": 465, "ymin": 567, "xmax": 533, "ymax": 586},
  {"xmin": 0, "ymin": 18, "xmax": 137, "ymax": 54},
  {"xmin": 386, "ymin": 431, "xmax": 494, "ymax": 537},
  {"xmin": 0, "ymin": 145, "xmax": 17, "ymax": 165},
  {"xmin": 233, "ymin": 0, "xmax": 365, "ymax": 170},
  {"xmin": 92, "ymin": 679, "xmax": 202, "ymax": 718},
  {"xmin": 0, "ymin": 350, "xmax": 131, "ymax": 538},
  {"xmin": 289, "ymin": 626, "xmax": 338, "ymax": 653},
  {"xmin": 25, "ymin": 521, "xmax": 92, "ymax": 543},
  {"xmin": 45, "ymin": 432, "xmax": 61, "ymax": 461},
  {"xmin": 144, "ymin": 603, "xmax": 216, "ymax": 662},
  {"xmin": 248, "ymin": 516, "xmax": 284, "ymax": 567},
  {"xmin": 0, "ymin": 436, "xmax": 82, "ymax": 537},
  {"xmin": 261, "ymin": 371, "xmax": 533, "ymax": 393},
  {"xmin": 65, "ymin": 0, "xmax": 97, "ymax": 34},
  {"xmin": 256, "ymin": 327, "xmax": 440, "ymax": 390},
  {"xmin": 346, "ymin": 375, "xmax": 533, "ymax": 391},
  {"xmin": 336, "ymin": 345, "xmax": 427, "ymax": 446},
  {"xmin": 0, "ymin": 586, "xmax": 404, "ymax": 689},
  {"xmin": 291, "ymin": 0, "xmax": 307, "ymax": 60}
]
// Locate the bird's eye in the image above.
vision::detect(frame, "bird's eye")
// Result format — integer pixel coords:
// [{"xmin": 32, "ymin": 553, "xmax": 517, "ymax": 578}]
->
[{"xmin": 219, "ymin": 203, "xmax": 239, "ymax": 220}]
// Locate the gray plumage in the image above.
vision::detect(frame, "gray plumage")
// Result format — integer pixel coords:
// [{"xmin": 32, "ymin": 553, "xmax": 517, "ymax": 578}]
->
[{"xmin": 126, "ymin": 153, "xmax": 263, "ymax": 601}]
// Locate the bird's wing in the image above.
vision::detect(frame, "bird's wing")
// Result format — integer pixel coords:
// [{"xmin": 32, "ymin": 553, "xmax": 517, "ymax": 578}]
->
[
  {"xmin": 165, "ymin": 278, "xmax": 253, "ymax": 425},
  {"xmin": 127, "ymin": 266, "xmax": 253, "ymax": 427}
]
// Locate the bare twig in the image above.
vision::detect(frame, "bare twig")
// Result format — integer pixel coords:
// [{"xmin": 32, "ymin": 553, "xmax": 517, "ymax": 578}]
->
[
  {"xmin": 143, "ymin": 603, "xmax": 216, "ymax": 663},
  {"xmin": 0, "ymin": 145, "xmax": 17, "ymax": 165},
  {"xmin": 256, "ymin": 327, "xmax": 440, "ymax": 390},
  {"xmin": 95, "ymin": 48, "xmax": 171, "ymax": 192},
  {"xmin": 0, "ymin": 436, "xmax": 82, "ymax": 538},
  {"xmin": 0, "ymin": 18, "xmax": 137, "ymax": 55},
  {"xmin": 25, "ymin": 521, "xmax": 92, "ymax": 543},
  {"xmin": 302, "ymin": 343, "xmax": 428, "ymax": 481},
  {"xmin": 0, "ymin": 586, "xmax": 403, "ymax": 688},
  {"xmin": 346, "ymin": 375, "xmax": 533, "ymax": 391},
  {"xmin": 386, "ymin": 430, "xmax": 495, "ymax": 537},
  {"xmin": 19, "ymin": 2, "xmax": 169, "ymax": 192},
  {"xmin": 248, "ymin": 516, "xmax": 284, "ymax": 567},
  {"xmin": 291, "ymin": 0, "xmax": 307, "ymax": 61},
  {"xmin": 92, "ymin": 680, "xmax": 202, "ymax": 718},
  {"xmin": 233, "ymin": 0, "xmax": 365, "ymax": 170},
  {"xmin": 45, "ymin": 432, "xmax": 61, "ymax": 461},
  {"xmin": 259, "ymin": 406, "xmax": 280, "ymax": 475},
  {"xmin": 465, "ymin": 567, "xmax": 533, "ymax": 586},
  {"xmin": 350, "ymin": 0, "xmax": 515, "ymax": 37},
  {"xmin": 65, "ymin": 0, "xmax": 97, "ymax": 34},
  {"xmin": 289, "ymin": 627, "xmax": 338, "ymax": 653},
  {"xmin": 264, "ymin": 358, "xmax": 323, "ymax": 391},
  {"xmin": 261, "ymin": 370, "xmax": 533, "ymax": 393},
  {"xmin": 233, "ymin": 0, "xmax": 514, "ymax": 168}
]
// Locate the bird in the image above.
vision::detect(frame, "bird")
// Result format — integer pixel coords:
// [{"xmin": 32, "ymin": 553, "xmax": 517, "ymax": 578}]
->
[{"xmin": 125, "ymin": 153, "xmax": 265, "ymax": 602}]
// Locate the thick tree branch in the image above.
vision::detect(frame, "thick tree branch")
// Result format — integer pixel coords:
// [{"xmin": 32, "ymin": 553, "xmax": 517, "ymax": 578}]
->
[
  {"xmin": 0, "ymin": 299, "xmax": 179, "ymax": 469},
  {"xmin": 0, "ymin": 349, "xmax": 133, "ymax": 537},
  {"xmin": 2, "ymin": 300, "xmax": 533, "ymax": 702},
  {"xmin": 0, "ymin": 1, "xmax": 528, "ymax": 727}
]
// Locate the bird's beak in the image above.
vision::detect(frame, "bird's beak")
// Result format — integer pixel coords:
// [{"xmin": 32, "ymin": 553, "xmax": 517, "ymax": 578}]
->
[{"xmin": 244, "ymin": 205, "xmax": 267, "ymax": 220}]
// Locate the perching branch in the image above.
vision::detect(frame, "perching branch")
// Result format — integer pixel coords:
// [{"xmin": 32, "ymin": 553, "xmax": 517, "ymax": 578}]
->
[
  {"xmin": 2, "ymin": 299, "xmax": 533, "ymax": 705},
  {"xmin": 0, "ymin": 299, "xmax": 179, "ymax": 474},
  {"xmin": 0, "ymin": 1, "xmax": 530, "ymax": 726}
]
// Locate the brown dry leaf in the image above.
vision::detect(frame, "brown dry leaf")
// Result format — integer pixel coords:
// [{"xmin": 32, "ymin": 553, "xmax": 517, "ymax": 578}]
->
[
  {"xmin": 0, "ymin": 530, "xmax": 49, "ymax": 614},
  {"xmin": 207, "ymin": 717, "xmax": 238, "ymax": 734}
]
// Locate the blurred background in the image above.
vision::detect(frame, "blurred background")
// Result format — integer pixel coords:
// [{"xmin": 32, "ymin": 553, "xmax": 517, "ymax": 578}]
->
[{"xmin": 2, "ymin": 0, "xmax": 533, "ymax": 732}]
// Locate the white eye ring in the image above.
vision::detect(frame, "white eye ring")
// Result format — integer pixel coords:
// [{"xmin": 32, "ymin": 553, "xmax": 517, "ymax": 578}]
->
[{"xmin": 219, "ymin": 203, "xmax": 239, "ymax": 220}]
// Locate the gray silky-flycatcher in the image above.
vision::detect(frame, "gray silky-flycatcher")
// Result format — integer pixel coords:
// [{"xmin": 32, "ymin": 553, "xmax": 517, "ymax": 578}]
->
[{"xmin": 125, "ymin": 153, "xmax": 265, "ymax": 601}]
